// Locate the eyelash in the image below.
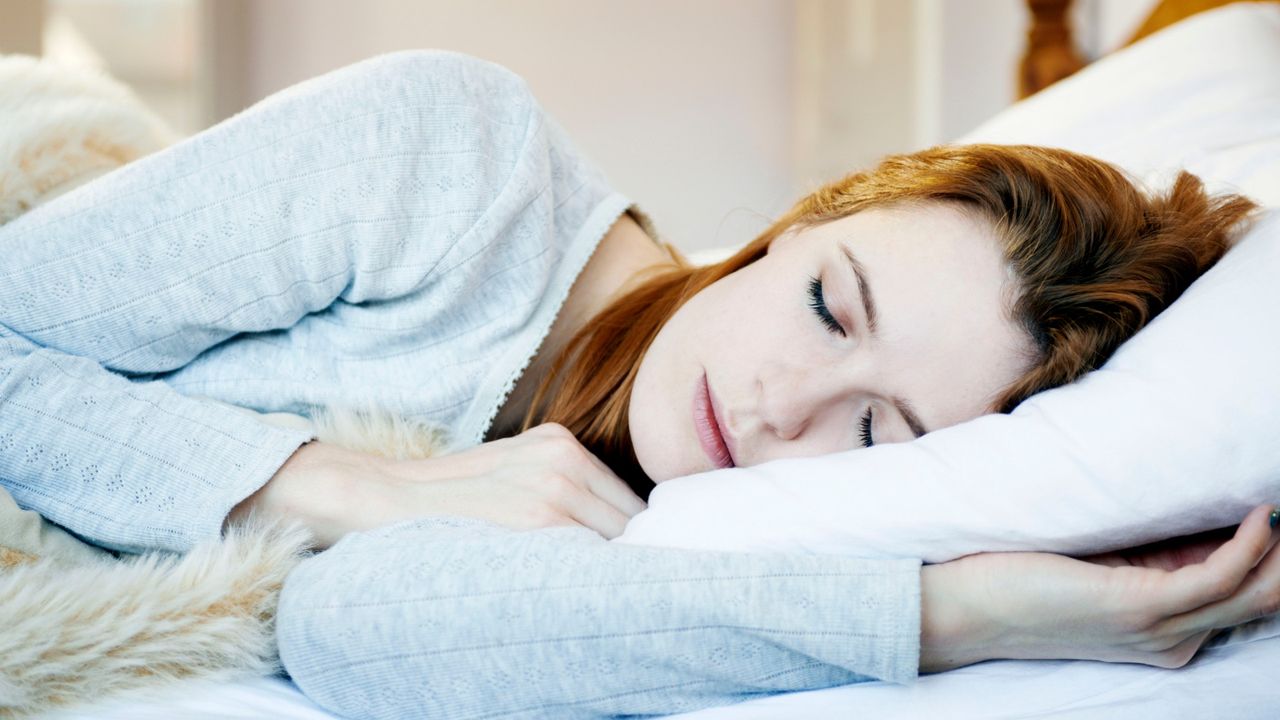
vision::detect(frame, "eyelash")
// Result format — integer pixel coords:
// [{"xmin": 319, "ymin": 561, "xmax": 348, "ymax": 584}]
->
[
  {"xmin": 859, "ymin": 409, "xmax": 875, "ymax": 448},
  {"xmin": 807, "ymin": 276, "xmax": 875, "ymax": 447},
  {"xmin": 806, "ymin": 276, "xmax": 846, "ymax": 337}
]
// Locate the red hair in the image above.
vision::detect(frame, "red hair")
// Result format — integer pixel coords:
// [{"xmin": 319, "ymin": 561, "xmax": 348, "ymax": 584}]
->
[{"xmin": 524, "ymin": 145, "xmax": 1257, "ymax": 499}]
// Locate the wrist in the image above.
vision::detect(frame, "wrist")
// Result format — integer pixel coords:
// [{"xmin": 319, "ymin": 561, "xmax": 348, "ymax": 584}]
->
[
  {"xmin": 230, "ymin": 440, "xmax": 388, "ymax": 549},
  {"xmin": 919, "ymin": 560, "xmax": 998, "ymax": 672}
]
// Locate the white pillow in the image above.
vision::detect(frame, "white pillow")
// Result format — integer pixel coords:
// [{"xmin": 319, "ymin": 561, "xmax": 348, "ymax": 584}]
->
[
  {"xmin": 955, "ymin": 3, "xmax": 1280, "ymax": 206},
  {"xmin": 616, "ymin": 3, "xmax": 1280, "ymax": 562}
]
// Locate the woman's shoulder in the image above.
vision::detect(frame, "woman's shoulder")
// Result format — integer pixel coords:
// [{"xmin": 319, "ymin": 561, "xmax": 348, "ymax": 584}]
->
[{"xmin": 345, "ymin": 50, "xmax": 536, "ymax": 117}]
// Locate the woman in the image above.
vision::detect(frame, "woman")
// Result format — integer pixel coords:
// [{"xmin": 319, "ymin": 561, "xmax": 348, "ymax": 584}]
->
[{"xmin": 0, "ymin": 50, "xmax": 1274, "ymax": 719}]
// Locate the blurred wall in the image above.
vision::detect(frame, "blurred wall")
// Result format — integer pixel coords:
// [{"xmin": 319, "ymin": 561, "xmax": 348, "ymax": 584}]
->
[
  {"xmin": 242, "ymin": 0, "xmax": 797, "ymax": 251},
  {"xmin": 0, "ymin": 0, "xmax": 43, "ymax": 55},
  {"xmin": 23, "ymin": 0, "xmax": 1161, "ymax": 252},
  {"xmin": 236, "ymin": 0, "xmax": 1156, "ymax": 250}
]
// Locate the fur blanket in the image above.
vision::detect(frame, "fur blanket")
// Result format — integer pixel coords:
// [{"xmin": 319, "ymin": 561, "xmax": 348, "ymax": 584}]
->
[
  {"xmin": 0, "ymin": 54, "xmax": 449, "ymax": 717},
  {"xmin": 0, "ymin": 53, "xmax": 178, "ymax": 226},
  {"xmin": 0, "ymin": 408, "xmax": 445, "ymax": 719}
]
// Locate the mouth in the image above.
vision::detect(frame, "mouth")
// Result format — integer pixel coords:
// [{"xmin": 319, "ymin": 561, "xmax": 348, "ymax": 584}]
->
[{"xmin": 693, "ymin": 371, "xmax": 736, "ymax": 469}]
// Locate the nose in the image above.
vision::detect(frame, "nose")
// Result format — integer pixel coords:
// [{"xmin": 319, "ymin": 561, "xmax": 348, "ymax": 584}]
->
[{"xmin": 757, "ymin": 359, "xmax": 856, "ymax": 443}]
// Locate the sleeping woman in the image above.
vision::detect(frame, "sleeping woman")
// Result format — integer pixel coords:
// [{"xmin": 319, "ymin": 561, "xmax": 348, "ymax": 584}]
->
[{"xmin": 0, "ymin": 50, "xmax": 1276, "ymax": 719}]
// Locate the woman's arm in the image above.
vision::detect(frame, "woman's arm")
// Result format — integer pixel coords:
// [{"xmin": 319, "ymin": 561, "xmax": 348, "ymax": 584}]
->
[
  {"xmin": 0, "ymin": 51, "xmax": 585, "ymax": 553},
  {"xmin": 922, "ymin": 503, "xmax": 1280, "ymax": 672},
  {"xmin": 233, "ymin": 423, "xmax": 649, "ymax": 549},
  {"xmin": 278, "ymin": 516, "xmax": 922, "ymax": 720},
  {"xmin": 278, "ymin": 505, "xmax": 1280, "ymax": 720}
]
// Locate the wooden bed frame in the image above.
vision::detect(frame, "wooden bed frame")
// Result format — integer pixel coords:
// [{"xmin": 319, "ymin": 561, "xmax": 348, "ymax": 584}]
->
[{"xmin": 1020, "ymin": 0, "xmax": 1277, "ymax": 98}]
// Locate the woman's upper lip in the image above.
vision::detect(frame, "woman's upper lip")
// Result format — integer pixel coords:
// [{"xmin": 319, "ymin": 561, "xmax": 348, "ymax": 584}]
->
[{"xmin": 707, "ymin": 381, "xmax": 739, "ymax": 467}]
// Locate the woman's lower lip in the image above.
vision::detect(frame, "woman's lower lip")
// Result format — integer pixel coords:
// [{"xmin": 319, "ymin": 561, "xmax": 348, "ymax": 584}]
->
[{"xmin": 693, "ymin": 372, "xmax": 735, "ymax": 469}]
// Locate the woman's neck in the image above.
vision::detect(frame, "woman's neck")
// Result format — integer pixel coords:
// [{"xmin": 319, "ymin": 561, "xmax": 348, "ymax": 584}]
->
[{"xmin": 488, "ymin": 211, "xmax": 678, "ymax": 440}]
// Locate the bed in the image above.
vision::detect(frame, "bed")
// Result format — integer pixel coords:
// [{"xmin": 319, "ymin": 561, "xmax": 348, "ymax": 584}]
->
[
  {"xmin": 42, "ymin": 620, "xmax": 1280, "ymax": 720},
  {"xmin": 39, "ymin": 1, "xmax": 1280, "ymax": 718}
]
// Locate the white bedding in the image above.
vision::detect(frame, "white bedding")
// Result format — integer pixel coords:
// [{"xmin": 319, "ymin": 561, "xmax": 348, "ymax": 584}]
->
[
  {"xmin": 667, "ymin": 617, "xmax": 1280, "ymax": 720},
  {"xmin": 46, "ymin": 675, "xmax": 338, "ymax": 720},
  {"xmin": 44, "ymin": 615, "xmax": 1280, "ymax": 720}
]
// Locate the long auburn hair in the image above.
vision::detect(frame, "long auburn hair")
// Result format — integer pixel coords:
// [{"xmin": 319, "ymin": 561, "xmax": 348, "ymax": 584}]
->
[{"xmin": 522, "ymin": 144, "xmax": 1258, "ymax": 500}]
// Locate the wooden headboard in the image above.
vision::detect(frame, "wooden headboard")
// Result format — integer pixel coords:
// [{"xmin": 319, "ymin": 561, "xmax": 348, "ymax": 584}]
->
[{"xmin": 1020, "ymin": 0, "xmax": 1278, "ymax": 98}]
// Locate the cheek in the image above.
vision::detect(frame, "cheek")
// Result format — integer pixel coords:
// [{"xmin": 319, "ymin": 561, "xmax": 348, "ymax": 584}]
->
[
  {"xmin": 650, "ymin": 276, "xmax": 753, "ymax": 365},
  {"xmin": 626, "ymin": 298, "xmax": 700, "ymax": 480},
  {"xmin": 727, "ymin": 269, "xmax": 806, "ymax": 350},
  {"xmin": 627, "ymin": 276, "xmax": 758, "ymax": 478},
  {"xmin": 679, "ymin": 270, "xmax": 808, "ymax": 391}
]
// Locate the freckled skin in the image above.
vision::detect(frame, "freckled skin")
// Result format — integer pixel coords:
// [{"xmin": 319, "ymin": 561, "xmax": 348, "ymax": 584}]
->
[{"xmin": 629, "ymin": 203, "xmax": 1036, "ymax": 483}]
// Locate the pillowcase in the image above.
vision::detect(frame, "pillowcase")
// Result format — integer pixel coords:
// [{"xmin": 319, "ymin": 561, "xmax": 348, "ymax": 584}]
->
[
  {"xmin": 954, "ymin": 2, "xmax": 1280, "ymax": 206},
  {"xmin": 616, "ymin": 2, "xmax": 1280, "ymax": 562}
]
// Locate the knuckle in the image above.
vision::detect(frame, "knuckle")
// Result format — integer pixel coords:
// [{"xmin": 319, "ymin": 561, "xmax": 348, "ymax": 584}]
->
[
  {"xmin": 1209, "ymin": 575, "xmax": 1239, "ymax": 601},
  {"xmin": 545, "ymin": 436, "xmax": 587, "ymax": 465},
  {"xmin": 542, "ymin": 472, "xmax": 579, "ymax": 500},
  {"xmin": 1259, "ymin": 587, "xmax": 1280, "ymax": 616},
  {"xmin": 1247, "ymin": 532, "xmax": 1270, "ymax": 560},
  {"xmin": 526, "ymin": 505, "xmax": 564, "ymax": 528},
  {"xmin": 533, "ymin": 422, "xmax": 571, "ymax": 438}
]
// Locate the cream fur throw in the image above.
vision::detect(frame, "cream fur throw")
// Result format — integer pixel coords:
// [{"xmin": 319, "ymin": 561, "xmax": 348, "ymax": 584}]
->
[
  {"xmin": 0, "ymin": 54, "xmax": 449, "ymax": 717},
  {"xmin": 0, "ymin": 53, "xmax": 179, "ymax": 225}
]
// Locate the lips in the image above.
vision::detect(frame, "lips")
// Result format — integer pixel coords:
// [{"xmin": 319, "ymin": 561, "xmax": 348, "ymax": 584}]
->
[{"xmin": 694, "ymin": 372, "xmax": 736, "ymax": 469}]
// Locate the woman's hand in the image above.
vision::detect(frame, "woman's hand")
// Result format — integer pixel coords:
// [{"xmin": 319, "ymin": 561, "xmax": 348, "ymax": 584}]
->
[
  {"xmin": 920, "ymin": 503, "xmax": 1280, "ymax": 672},
  {"xmin": 230, "ymin": 422, "xmax": 647, "ymax": 549}
]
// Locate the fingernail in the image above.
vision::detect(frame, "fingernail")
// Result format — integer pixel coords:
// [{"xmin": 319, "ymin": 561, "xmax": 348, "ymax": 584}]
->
[{"xmin": 1271, "ymin": 507, "xmax": 1280, "ymax": 529}]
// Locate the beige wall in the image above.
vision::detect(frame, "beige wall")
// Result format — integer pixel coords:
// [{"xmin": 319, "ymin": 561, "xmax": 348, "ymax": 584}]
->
[
  {"xmin": 0, "ymin": 0, "xmax": 43, "ymax": 54},
  {"xmin": 241, "ymin": 0, "xmax": 797, "ymax": 251},
  {"xmin": 20, "ymin": 0, "xmax": 1164, "ymax": 251}
]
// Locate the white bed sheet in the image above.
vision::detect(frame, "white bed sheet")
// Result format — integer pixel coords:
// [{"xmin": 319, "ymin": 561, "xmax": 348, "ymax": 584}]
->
[
  {"xmin": 667, "ymin": 617, "xmax": 1280, "ymax": 720},
  {"xmin": 46, "ymin": 675, "xmax": 339, "ymax": 720},
  {"xmin": 44, "ymin": 616, "xmax": 1280, "ymax": 720}
]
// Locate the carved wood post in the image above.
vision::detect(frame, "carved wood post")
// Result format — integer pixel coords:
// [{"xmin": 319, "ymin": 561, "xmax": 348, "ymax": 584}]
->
[{"xmin": 1019, "ymin": 0, "xmax": 1086, "ymax": 98}]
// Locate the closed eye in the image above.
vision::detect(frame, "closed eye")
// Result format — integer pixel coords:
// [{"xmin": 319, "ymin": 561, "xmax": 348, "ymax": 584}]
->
[
  {"xmin": 807, "ymin": 276, "xmax": 845, "ymax": 336},
  {"xmin": 859, "ymin": 408, "xmax": 875, "ymax": 448}
]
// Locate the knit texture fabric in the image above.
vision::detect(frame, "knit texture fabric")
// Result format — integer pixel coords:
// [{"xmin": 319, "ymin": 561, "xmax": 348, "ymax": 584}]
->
[
  {"xmin": 0, "ymin": 50, "xmax": 624, "ymax": 554},
  {"xmin": 279, "ymin": 516, "xmax": 921, "ymax": 719},
  {"xmin": 0, "ymin": 50, "xmax": 922, "ymax": 718}
]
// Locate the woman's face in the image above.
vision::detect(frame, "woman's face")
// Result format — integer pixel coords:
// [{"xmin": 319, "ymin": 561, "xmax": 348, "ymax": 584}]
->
[{"xmin": 629, "ymin": 202, "xmax": 1037, "ymax": 483}]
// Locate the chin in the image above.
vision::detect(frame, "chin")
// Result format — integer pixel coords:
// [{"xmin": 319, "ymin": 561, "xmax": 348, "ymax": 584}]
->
[
  {"xmin": 633, "ymin": 445, "xmax": 675, "ymax": 485},
  {"xmin": 630, "ymin": 426, "xmax": 690, "ymax": 485},
  {"xmin": 636, "ymin": 440, "xmax": 706, "ymax": 485}
]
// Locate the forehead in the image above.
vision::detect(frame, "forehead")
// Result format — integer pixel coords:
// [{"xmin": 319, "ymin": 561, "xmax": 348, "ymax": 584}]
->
[{"xmin": 809, "ymin": 203, "xmax": 1034, "ymax": 425}]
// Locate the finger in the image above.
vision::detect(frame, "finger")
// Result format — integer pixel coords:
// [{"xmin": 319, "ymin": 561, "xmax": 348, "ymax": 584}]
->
[
  {"xmin": 1145, "ymin": 629, "xmax": 1212, "ymax": 669},
  {"xmin": 1165, "ymin": 525, "xmax": 1280, "ymax": 635},
  {"xmin": 561, "ymin": 486, "xmax": 634, "ymax": 539},
  {"xmin": 577, "ymin": 456, "xmax": 648, "ymax": 517},
  {"xmin": 1153, "ymin": 504, "xmax": 1276, "ymax": 616},
  {"xmin": 529, "ymin": 423, "xmax": 648, "ymax": 517}
]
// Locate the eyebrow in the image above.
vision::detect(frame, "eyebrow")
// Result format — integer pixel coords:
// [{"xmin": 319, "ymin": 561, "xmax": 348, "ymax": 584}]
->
[
  {"xmin": 839, "ymin": 244, "xmax": 879, "ymax": 335},
  {"xmin": 840, "ymin": 243, "xmax": 929, "ymax": 439},
  {"xmin": 894, "ymin": 396, "xmax": 929, "ymax": 439}
]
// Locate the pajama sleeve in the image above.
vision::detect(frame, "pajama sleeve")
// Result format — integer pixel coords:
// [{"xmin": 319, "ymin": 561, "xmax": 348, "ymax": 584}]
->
[
  {"xmin": 0, "ymin": 50, "xmax": 562, "ymax": 553},
  {"xmin": 277, "ymin": 517, "xmax": 922, "ymax": 720}
]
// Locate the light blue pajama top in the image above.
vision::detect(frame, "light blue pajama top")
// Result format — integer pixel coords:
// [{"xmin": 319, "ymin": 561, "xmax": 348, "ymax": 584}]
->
[{"xmin": 0, "ymin": 51, "xmax": 921, "ymax": 718}]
